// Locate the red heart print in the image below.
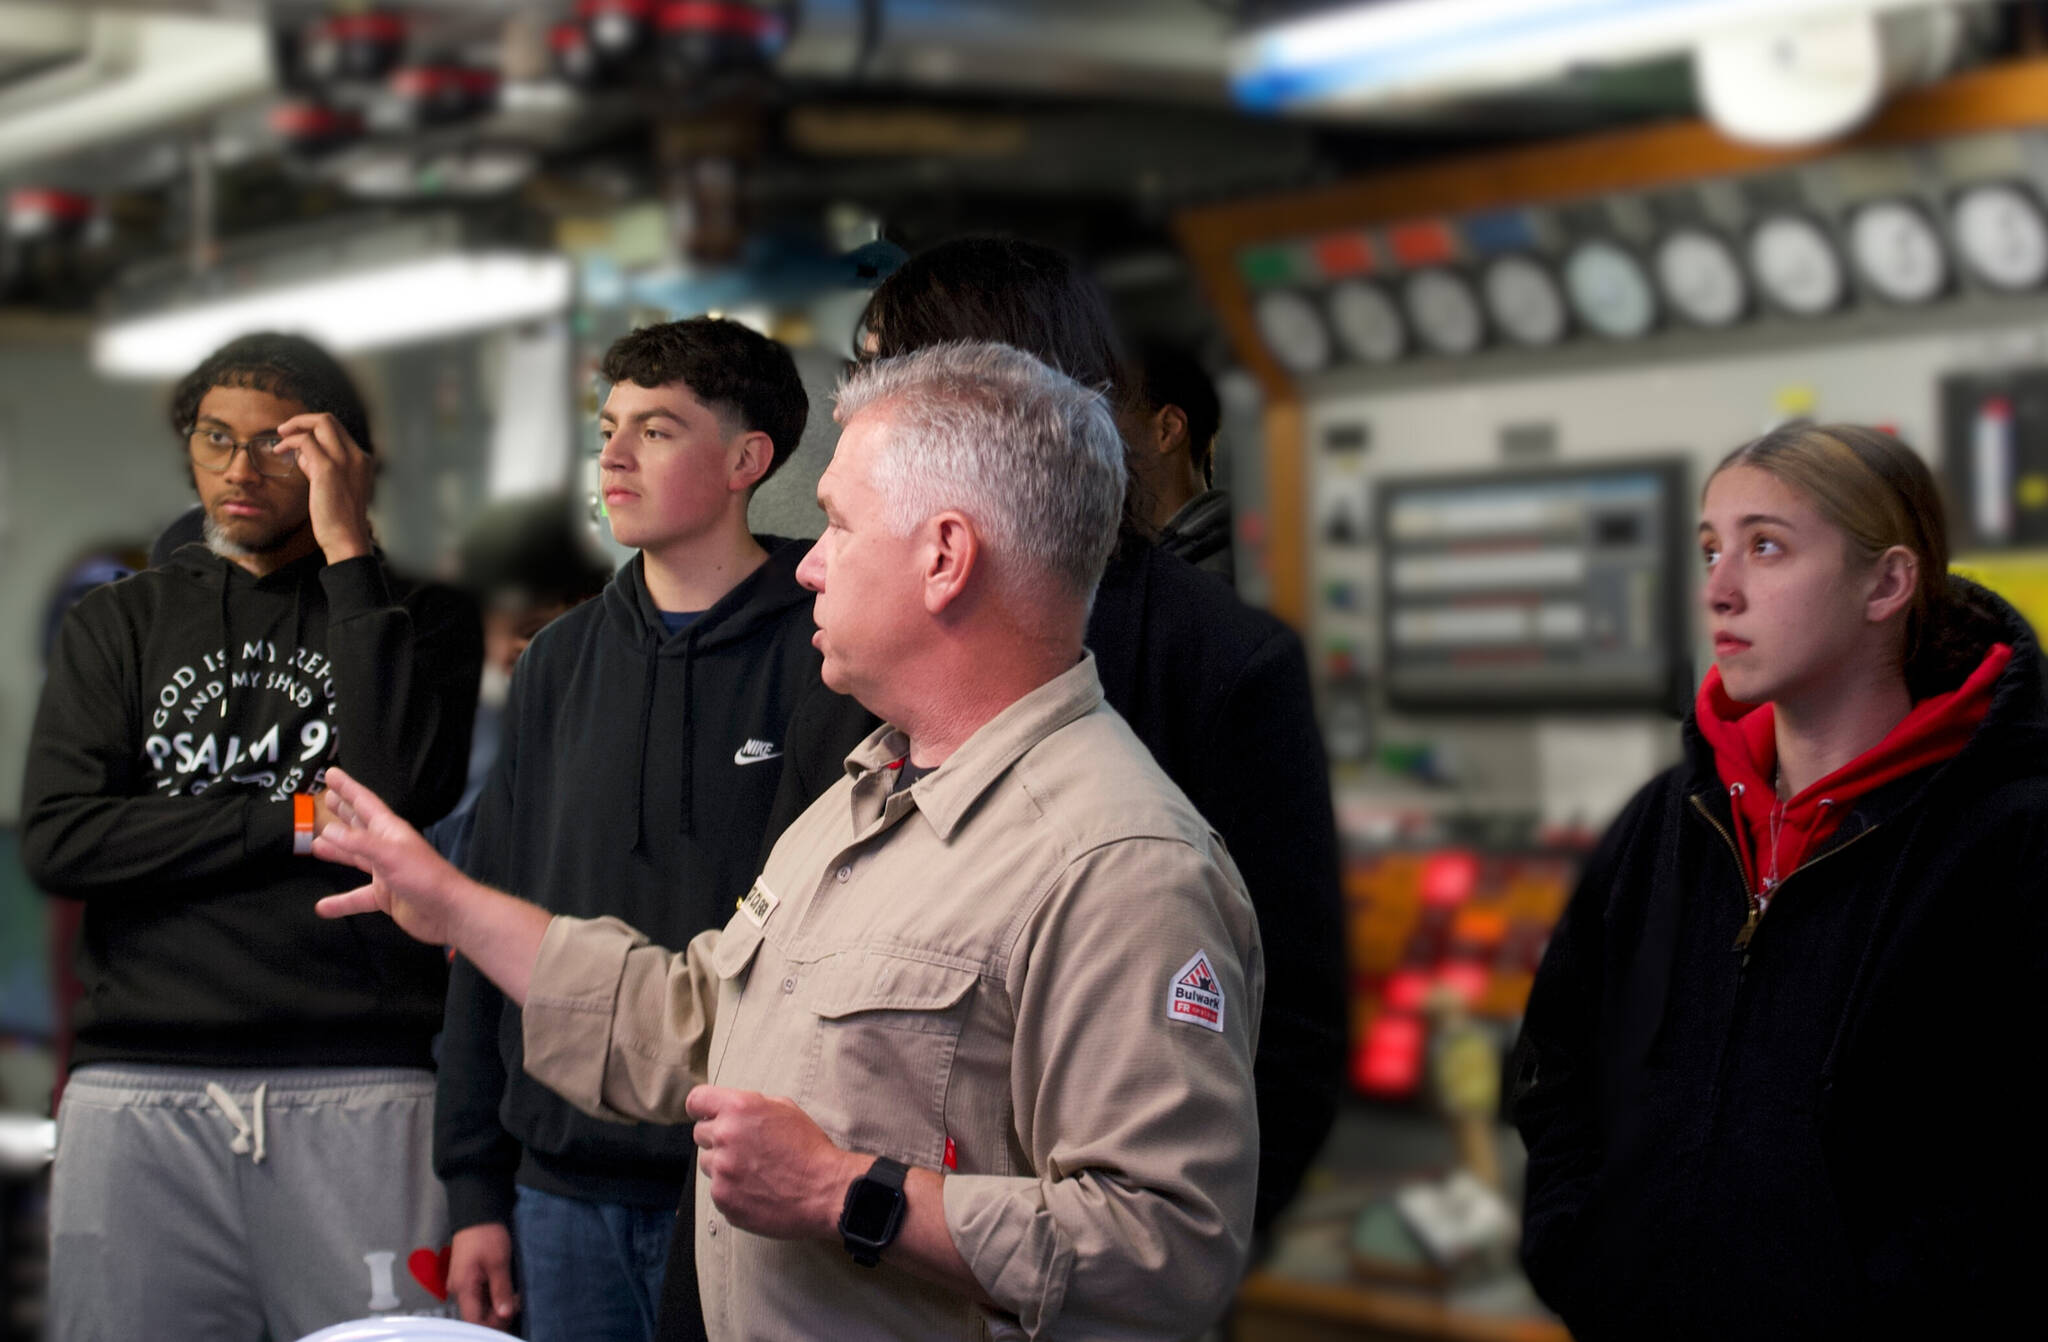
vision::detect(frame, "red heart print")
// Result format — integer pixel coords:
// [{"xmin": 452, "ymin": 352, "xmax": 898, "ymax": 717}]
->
[{"xmin": 408, "ymin": 1244, "xmax": 451, "ymax": 1301}]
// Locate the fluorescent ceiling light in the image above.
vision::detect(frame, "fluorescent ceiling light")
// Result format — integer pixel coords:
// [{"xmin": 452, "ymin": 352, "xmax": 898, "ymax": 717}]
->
[
  {"xmin": 94, "ymin": 253, "xmax": 575, "ymax": 380},
  {"xmin": 1231, "ymin": 0, "xmax": 1968, "ymax": 111}
]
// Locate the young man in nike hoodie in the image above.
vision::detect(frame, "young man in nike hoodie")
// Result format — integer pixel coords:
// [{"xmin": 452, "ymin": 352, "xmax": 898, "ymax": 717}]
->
[
  {"xmin": 433, "ymin": 317, "xmax": 818, "ymax": 1340},
  {"xmin": 22, "ymin": 332, "xmax": 484, "ymax": 1339}
]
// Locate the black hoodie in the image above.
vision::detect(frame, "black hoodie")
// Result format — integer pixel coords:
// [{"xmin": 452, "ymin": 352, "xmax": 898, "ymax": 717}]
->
[
  {"xmin": 436, "ymin": 538, "xmax": 821, "ymax": 1228},
  {"xmin": 1512, "ymin": 578, "xmax": 2048, "ymax": 1339},
  {"xmin": 21, "ymin": 544, "xmax": 482, "ymax": 1069}
]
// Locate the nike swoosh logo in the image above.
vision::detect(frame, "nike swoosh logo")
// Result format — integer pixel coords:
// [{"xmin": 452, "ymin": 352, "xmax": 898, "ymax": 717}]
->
[{"xmin": 734, "ymin": 743, "xmax": 783, "ymax": 765}]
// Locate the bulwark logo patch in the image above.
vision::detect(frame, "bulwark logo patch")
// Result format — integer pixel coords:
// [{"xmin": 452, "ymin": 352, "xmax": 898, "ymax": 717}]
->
[{"xmin": 1167, "ymin": 950, "xmax": 1226, "ymax": 1033}]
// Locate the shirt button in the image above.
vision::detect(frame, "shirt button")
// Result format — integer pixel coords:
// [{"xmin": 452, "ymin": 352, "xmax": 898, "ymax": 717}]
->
[
  {"xmin": 782, "ymin": 976, "xmax": 796, "ymax": 994},
  {"xmin": 835, "ymin": 865, "xmax": 852, "ymax": 883},
  {"xmin": 708, "ymin": 1220, "xmax": 718, "ymax": 1237}
]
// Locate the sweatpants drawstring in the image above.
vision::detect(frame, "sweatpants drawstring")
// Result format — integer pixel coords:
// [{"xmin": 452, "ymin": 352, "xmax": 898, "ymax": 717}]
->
[{"xmin": 205, "ymin": 1081, "xmax": 267, "ymax": 1164}]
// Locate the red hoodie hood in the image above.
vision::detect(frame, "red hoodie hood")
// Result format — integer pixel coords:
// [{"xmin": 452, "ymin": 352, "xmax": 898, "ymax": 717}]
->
[{"xmin": 1694, "ymin": 643, "xmax": 2012, "ymax": 900}]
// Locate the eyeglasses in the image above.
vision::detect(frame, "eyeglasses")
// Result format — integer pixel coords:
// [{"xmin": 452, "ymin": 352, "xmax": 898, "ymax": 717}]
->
[{"xmin": 186, "ymin": 426, "xmax": 299, "ymax": 478}]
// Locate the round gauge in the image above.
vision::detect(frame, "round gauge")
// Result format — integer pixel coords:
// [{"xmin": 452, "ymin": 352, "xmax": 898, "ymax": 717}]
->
[
  {"xmin": 1748, "ymin": 214, "xmax": 1845, "ymax": 317},
  {"xmin": 1654, "ymin": 227, "xmax": 1748, "ymax": 328},
  {"xmin": 1326, "ymin": 280, "xmax": 1407, "ymax": 364},
  {"xmin": 1848, "ymin": 199, "xmax": 1947, "ymax": 305},
  {"xmin": 1563, "ymin": 239, "xmax": 1657, "ymax": 340},
  {"xmin": 1252, "ymin": 290, "xmax": 1332, "ymax": 376},
  {"xmin": 1951, "ymin": 182, "xmax": 2048, "ymax": 292},
  {"xmin": 1401, "ymin": 268, "xmax": 1485, "ymax": 356},
  {"xmin": 1481, "ymin": 254, "xmax": 1569, "ymax": 348}
]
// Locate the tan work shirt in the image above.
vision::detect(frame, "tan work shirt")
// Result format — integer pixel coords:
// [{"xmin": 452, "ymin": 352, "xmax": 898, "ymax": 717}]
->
[{"xmin": 524, "ymin": 655, "xmax": 1263, "ymax": 1340}]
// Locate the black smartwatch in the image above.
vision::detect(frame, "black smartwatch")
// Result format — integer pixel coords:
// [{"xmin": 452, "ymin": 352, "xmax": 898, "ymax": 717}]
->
[{"xmin": 838, "ymin": 1156, "xmax": 910, "ymax": 1267}]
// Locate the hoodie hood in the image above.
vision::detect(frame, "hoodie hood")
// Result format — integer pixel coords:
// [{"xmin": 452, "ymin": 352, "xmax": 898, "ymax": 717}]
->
[
  {"xmin": 1687, "ymin": 574, "xmax": 2046, "ymax": 898},
  {"xmin": 600, "ymin": 535, "xmax": 815, "ymax": 847}
]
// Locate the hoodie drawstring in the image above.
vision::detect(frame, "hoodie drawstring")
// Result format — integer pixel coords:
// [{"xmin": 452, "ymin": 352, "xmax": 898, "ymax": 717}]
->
[
  {"xmin": 206, "ymin": 1081, "xmax": 267, "ymax": 1164},
  {"xmin": 630, "ymin": 634, "xmax": 658, "ymax": 854},
  {"xmin": 679, "ymin": 642, "xmax": 695, "ymax": 839}
]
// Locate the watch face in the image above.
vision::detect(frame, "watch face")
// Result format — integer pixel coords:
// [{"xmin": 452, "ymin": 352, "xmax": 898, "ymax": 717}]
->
[
  {"xmin": 1848, "ymin": 199, "xmax": 1947, "ymax": 305},
  {"xmin": 1748, "ymin": 213, "xmax": 1845, "ymax": 317},
  {"xmin": 1654, "ymin": 227, "xmax": 1748, "ymax": 328},
  {"xmin": 1951, "ymin": 182, "xmax": 2048, "ymax": 292},
  {"xmin": 1563, "ymin": 239, "xmax": 1657, "ymax": 340},
  {"xmin": 1253, "ymin": 289, "xmax": 1333, "ymax": 375},
  {"xmin": 1482, "ymin": 254, "xmax": 1568, "ymax": 348},
  {"xmin": 1326, "ymin": 279, "xmax": 1408, "ymax": 364},
  {"xmin": 842, "ymin": 1179, "xmax": 902, "ymax": 1242},
  {"xmin": 1401, "ymin": 268, "xmax": 1485, "ymax": 356}
]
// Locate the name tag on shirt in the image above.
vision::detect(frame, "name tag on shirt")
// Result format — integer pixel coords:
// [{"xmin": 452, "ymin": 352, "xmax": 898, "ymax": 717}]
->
[{"xmin": 738, "ymin": 880, "xmax": 780, "ymax": 929}]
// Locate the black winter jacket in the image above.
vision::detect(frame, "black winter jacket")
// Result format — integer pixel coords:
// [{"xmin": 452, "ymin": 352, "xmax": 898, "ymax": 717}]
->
[
  {"xmin": 1512, "ymin": 579, "xmax": 2048, "ymax": 1339},
  {"xmin": 761, "ymin": 537, "xmax": 1347, "ymax": 1231},
  {"xmin": 22, "ymin": 545, "xmax": 481, "ymax": 1069},
  {"xmin": 435, "ymin": 540, "xmax": 821, "ymax": 1228}
]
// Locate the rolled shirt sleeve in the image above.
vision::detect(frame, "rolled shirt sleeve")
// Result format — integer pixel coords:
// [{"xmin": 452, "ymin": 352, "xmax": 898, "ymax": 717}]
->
[
  {"xmin": 522, "ymin": 914, "xmax": 726, "ymax": 1123},
  {"xmin": 942, "ymin": 837, "xmax": 1264, "ymax": 1339}
]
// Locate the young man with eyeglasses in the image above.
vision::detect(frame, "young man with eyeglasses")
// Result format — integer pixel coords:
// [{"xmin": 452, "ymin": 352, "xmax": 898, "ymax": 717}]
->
[{"xmin": 21, "ymin": 331, "xmax": 483, "ymax": 1340}]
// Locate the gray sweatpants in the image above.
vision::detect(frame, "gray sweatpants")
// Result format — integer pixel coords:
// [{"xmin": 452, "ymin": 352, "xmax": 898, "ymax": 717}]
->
[{"xmin": 49, "ymin": 1064, "xmax": 455, "ymax": 1342}]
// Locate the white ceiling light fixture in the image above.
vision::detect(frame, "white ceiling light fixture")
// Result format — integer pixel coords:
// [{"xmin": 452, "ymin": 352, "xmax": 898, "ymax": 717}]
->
[
  {"xmin": 1232, "ymin": 0, "xmax": 1987, "ymax": 147},
  {"xmin": 1696, "ymin": 3, "xmax": 1970, "ymax": 145},
  {"xmin": 93, "ymin": 252, "xmax": 576, "ymax": 380}
]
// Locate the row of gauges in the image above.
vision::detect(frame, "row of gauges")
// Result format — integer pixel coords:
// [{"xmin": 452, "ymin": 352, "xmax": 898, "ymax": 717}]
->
[{"xmin": 1253, "ymin": 182, "xmax": 2048, "ymax": 374}]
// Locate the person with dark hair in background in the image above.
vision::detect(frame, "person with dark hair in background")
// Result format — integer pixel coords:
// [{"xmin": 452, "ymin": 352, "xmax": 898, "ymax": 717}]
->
[
  {"xmin": 771, "ymin": 235, "xmax": 1344, "ymax": 1247},
  {"xmin": 1514, "ymin": 422, "xmax": 2048, "ymax": 1338},
  {"xmin": 434, "ymin": 317, "xmax": 819, "ymax": 1341},
  {"xmin": 20, "ymin": 331, "xmax": 483, "ymax": 1339},
  {"xmin": 423, "ymin": 491, "xmax": 614, "ymax": 871},
  {"xmin": 1133, "ymin": 340, "xmax": 1233, "ymax": 584}
]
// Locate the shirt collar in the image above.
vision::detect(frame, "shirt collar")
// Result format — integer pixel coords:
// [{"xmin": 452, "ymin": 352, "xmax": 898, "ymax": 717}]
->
[{"xmin": 843, "ymin": 652, "xmax": 1105, "ymax": 841}]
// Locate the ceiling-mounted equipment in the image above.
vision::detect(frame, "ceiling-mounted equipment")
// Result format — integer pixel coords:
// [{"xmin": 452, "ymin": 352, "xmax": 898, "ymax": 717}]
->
[
  {"xmin": 387, "ymin": 61, "xmax": 501, "ymax": 126},
  {"xmin": 581, "ymin": 0, "xmax": 658, "ymax": 69},
  {"xmin": 1230, "ymin": 0, "xmax": 1987, "ymax": 147},
  {"xmin": 0, "ymin": 5, "xmax": 272, "ymax": 176},
  {"xmin": 269, "ymin": 98, "xmax": 367, "ymax": 156},
  {"xmin": 93, "ymin": 251, "xmax": 574, "ymax": 380},
  {"xmin": 550, "ymin": 18, "xmax": 604, "ymax": 88},
  {"xmin": 653, "ymin": 1, "xmax": 790, "ymax": 87},
  {"xmin": 1, "ymin": 187, "xmax": 99, "ymax": 309},
  {"xmin": 301, "ymin": 8, "xmax": 410, "ymax": 86},
  {"xmin": 1694, "ymin": 3, "xmax": 1970, "ymax": 145}
]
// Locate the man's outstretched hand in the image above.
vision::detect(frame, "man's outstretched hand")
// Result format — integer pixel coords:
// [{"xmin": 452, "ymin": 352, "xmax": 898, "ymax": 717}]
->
[
  {"xmin": 312, "ymin": 766, "xmax": 465, "ymax": 945},
  {"xmin": 312, "ymin": 767, "xmax": 552, "ymax": 1004}
]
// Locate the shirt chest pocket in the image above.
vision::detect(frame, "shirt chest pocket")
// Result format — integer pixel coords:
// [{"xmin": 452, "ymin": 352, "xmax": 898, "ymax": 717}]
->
[{"xmin": 798, "ymin": 952, "xmax": 980, "ymax": 1171}]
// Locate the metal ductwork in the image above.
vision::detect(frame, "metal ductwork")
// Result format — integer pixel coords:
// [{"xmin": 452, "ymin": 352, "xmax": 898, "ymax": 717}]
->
[{"xmin": 0, "ymin": 5, "xmax": 273, "ymax": 177}]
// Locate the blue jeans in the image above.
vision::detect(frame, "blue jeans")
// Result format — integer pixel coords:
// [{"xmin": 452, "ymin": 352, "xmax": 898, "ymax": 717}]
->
[{"xmin": 513, "ymin": 1184, "xmax": 675, "ymax": 1342}]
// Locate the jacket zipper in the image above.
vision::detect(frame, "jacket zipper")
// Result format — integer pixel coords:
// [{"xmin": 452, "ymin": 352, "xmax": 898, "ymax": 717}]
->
[
  {"xmin": 1688, "ymin": 793, "xmax": 1761, "ymax": 952},
  {"xmin": 1688, "ymin": 792, "xmax": 1888, "ymax": 956}
]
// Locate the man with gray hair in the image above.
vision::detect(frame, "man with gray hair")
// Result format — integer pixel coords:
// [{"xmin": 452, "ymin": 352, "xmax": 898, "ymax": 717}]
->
[{"xmin": 308, "ymin": 340, "xmax": 1265, "ymax": 1340}]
